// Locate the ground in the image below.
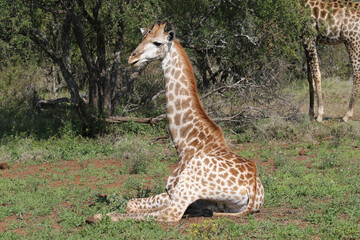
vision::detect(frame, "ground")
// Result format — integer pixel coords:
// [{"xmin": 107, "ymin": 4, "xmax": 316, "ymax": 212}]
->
[
  {"xmin": 0, "ymin": 77, "xmax": 360, "ymax": 239},
  {"xmin": 1, "ymin": 131, "xmax": 359, "ymax": 239}
]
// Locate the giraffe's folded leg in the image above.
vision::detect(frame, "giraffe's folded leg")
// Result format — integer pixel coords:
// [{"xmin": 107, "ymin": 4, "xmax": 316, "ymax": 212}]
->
[{"xmin": 126, "ymin": 192, "xmax": 170, "ymax": 213}]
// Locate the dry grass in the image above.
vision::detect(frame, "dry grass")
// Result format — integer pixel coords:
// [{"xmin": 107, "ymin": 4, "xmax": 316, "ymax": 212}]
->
[{"xmin": 294, "ymin": 76, "xmax": 360, "ymax": 120}]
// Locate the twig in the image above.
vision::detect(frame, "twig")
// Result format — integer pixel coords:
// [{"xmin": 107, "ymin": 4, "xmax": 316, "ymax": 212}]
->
[
  {"xmin": 52, "ymin": 115, "xmax": 66, "ymax": 126},
  {"xmin": 151, "ymin": 90, "xmax": 165, "ymax": 101},
  {"xmin": 200, "ymin": 80, "xmax": 245, "ymax": 99},
  {"xmin": 212, "ymin": 112, "xmax": 245, "ymax": 122}
]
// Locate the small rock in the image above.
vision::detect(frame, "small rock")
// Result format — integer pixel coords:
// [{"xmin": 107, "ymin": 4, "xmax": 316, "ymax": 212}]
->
[
  {"xmin": 306, "ymin": 162, "xmax": 312, "ymax": 169},
  {"xmin": 284, "ymin": 210, "xmax": 293, "ymax": 215},
  {"xmin": 85, "ymin": 214, "xmax": 103, "ymax": 224},
  {"xmin": 299, "ymin": 149, "xmax": 305, "ymax": 156},
  {"xmin": 87, "ymin": 202, "xmax": 96, "ymax": 207},
  {"xmin": 0, "ymin": 162, "xmax": 10, "ymax": 170},
  {"xmin": 98, "ymin": 194, "xmax": 107, "ymax": 199},
  {"xmin": 1, "ymin": 203, "xmax": 9, "ymax": 207}
]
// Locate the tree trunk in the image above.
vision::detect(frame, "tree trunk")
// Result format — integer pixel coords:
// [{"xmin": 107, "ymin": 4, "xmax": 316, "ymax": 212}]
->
[
  {"xmin": 46, "ymin": 63, "xmax": 56, "ymax": 99},
  {"xmin": 71, "ymin": 9, "xmax": 113, "ymax": 117},
  {"xmin": 27, "ymin": 4, "xmax": 87, "ymax": 120}
]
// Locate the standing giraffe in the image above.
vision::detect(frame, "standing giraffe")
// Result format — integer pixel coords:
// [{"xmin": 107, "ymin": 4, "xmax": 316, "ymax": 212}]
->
[
  {"xmin": 303, "ymin": 0, "xmax": 360, "ymax": 122},
  {"xmin": 98, "ymin": 22, "xmax": 264, "ymax": 222}
]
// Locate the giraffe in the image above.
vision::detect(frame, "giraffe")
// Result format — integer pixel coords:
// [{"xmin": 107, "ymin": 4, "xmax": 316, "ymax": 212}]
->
[
  {"xmin": 302, "ymin": 0, "xmax": 360, "ymax": 122},
  {"xmin": 99, "ymin": 22, "xmax": 264, "ymax": 222}
]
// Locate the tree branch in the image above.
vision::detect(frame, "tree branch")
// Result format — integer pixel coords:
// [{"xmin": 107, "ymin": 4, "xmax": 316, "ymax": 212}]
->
[
  {"xmin": 71, "ymin": 15, "xmax": 98, "ymax": 75},
  {"xmin": 111, "ymin": 66, "xmax": 147, "ymax": 109},
  {"xmin": 184, "ymin": 0, "xmax": 227, "ymax": 46},
  {"xmin": 27, "ymin": 28, "xmax": 60, "ymax": 63},
  {"xmin": 110, "ymin": 10, "xmax": 125, "ymax": 98},
  {"xmin": 106, "ymin": 114, "xmax": 167, "ymax": 124},
  {"xmin": 61, "ymin": 6, "xmax": 73, "ymax": 68},
  {"xmin": 76, "ymin": 0, "xmax": 96, "ymax": 24}
]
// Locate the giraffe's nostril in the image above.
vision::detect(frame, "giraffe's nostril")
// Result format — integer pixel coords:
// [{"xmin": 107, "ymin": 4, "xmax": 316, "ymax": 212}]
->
[{"xmin": 131, "ymin": 52, "xmax": 137, "ymax": 57}]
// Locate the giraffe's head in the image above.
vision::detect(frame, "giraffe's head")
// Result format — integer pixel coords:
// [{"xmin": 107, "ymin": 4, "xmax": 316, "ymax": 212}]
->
[{"xmin": 128, "ymin": 21, "xmax": 175, "ymax": 68}]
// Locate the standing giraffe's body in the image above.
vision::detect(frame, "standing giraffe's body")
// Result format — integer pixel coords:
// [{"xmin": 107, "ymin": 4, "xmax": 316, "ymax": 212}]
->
[
  {"xmin": 102, "ymin": 22, "xmax": 264, "ymax": 222},
  {"xmin": 303, "ymin": 0, "xmax": 360, "ymax": 122}
]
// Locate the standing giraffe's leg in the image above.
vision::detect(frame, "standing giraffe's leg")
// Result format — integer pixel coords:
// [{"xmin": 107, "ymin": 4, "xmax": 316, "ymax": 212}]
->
[
  {"xmin": 304, "ymin": 40, "xmax": 324, "ymax": 122},
  {"xmin": 304, "ymin": 45, "xmax": 315, "ymax": 118},
  {"xmin": 343, "ymin": 41, "xmax": 360, "ymax": 122}
]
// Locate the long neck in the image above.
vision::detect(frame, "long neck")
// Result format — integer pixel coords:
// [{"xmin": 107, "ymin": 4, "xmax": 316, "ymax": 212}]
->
[{"xmin": 162, "ymin": 39, "xmax": 226, "ymax": 158}]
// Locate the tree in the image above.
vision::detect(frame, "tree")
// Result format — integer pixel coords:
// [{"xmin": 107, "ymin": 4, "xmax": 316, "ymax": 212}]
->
[
  {"xmin": 1, "ymin": 0, "xmax": 161, "ymax": 133},
  {"xmin": 157, "ymin": 0, "xmax": 308, "ymax": 121},
  {"xmin": 0, "ymin": 0, "xmax": 314, "ymax": 135}
]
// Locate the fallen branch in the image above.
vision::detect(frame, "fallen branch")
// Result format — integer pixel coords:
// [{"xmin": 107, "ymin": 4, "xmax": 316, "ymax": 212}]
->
[
  {"xmin": 36, "ymin": 97, "xmax": 71, "ymax": 109},
  {"xmin": 154, "ymin": 135, "xmax": 170, "ymax": 141},
  {"xmin": 106, "ymin": 110, "xmax": 254, "ymax": 125},
  {"xmin": 106, "ymin": 114, "xmax": 167, "ymax": 124}
]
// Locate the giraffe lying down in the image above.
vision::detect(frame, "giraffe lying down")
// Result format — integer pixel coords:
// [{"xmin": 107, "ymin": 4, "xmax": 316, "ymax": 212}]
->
[{"xmin": 93, "ymin": 21, "xmax": 264, "ymax": 223}]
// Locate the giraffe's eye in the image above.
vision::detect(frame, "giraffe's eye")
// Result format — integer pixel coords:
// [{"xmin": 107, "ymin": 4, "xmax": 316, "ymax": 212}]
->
[{"xmin": 153, "ymin": 42, "xmax": 162, "ymax": 47}]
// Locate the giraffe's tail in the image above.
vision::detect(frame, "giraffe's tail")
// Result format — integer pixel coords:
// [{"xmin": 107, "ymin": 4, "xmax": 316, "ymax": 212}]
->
[{"xmin": 241, "ymin": 174, "xmax": 257, "ymax": 215}]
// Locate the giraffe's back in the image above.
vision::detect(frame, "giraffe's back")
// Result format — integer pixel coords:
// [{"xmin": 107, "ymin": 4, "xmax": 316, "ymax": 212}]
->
[{"xmin": 306, "ymin": 0, "xmax": 360, "ymax": 44}]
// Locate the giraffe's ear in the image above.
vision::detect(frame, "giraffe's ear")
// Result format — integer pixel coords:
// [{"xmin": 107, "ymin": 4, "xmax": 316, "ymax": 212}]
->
[
  {"xmin": 140, "ymin": 28, "xmax": 147, "ymax": 34},
  {"xmin": 167, "ymin": 30, "xmax": 175, "ymax": 42}
]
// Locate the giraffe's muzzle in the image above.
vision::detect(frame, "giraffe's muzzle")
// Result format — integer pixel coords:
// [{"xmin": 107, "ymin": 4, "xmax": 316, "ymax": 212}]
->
[
  {"xmin": 130, "ymin": 59, "xmax": 139, "ymax": 66},
  {"xmin": 128, "ymin": 51, "xmax": 140, "ymax": 66}
]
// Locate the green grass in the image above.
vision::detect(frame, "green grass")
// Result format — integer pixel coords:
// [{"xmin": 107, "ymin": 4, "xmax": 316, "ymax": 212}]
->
[
  {"xmin": 1, "ymin": 123, "xmax": 359, "ymax": 239},
  {"xmin": 1, "ymin": 76, "xmax": 360, "ymax": 239}
]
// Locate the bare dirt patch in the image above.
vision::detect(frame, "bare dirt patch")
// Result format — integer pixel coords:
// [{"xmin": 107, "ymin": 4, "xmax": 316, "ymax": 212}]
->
[
  {"xmin": 1, "ymin": 158, "xmax": 125, "ymax": 188},
  {"xmin": 0, "ymin": 158, "xmax": 128, "ymax": 233}
]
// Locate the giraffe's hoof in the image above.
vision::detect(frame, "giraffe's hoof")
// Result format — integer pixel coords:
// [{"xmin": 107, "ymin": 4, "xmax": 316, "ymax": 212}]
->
[
  {"xmin": 316, "ymin": 116, "xmax": 323, "ymax": 122},
  {"xmin": 85, "ymin": 214, "xmax": 103, "ymax": 224},
  {"xmin": 342, "ymin": 116, "xmax": 350, "ymax": 122},
  {"xmin": 106, "ymin": 212, "xmax": 123, "ymax": 222}
]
